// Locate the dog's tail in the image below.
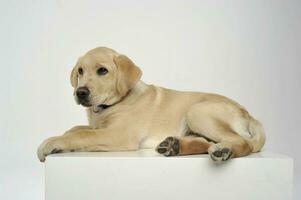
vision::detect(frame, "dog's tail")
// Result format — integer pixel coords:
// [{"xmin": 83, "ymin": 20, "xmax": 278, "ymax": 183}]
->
[{"xmin": 245, "ymin": 118, "xmax": 266, "ymax": 152}]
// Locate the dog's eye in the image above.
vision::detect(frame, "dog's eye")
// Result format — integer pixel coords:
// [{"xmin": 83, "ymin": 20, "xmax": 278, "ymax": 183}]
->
[
  {"xmin": 97, "ymin": 67, "xmax": 108, "ymax": 75},
  {"xmin": 78, "ymin": 67, "xmax": 83, "ymax": 75}
]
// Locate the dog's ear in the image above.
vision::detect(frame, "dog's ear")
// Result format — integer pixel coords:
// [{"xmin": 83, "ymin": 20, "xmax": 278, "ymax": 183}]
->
[
  {"xmin": 70, "ymin": 65, "xmax": 78, "ymax": 88},
  {"xmin": 114, "ymin": 55, "xmax": 142, "ymax": 97}
]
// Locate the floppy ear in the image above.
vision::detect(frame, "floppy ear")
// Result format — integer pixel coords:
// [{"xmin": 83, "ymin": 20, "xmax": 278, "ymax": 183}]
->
[
  {"xmin": 70, "ymin": 66, "xmax": 78, "ymax": 88},
  {"xmin": 114, "ymin": 55, "xmax": 142, "ymax": 97}
]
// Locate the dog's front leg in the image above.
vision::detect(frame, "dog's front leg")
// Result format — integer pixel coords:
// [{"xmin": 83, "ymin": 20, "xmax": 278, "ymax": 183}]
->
[{"xmin": 37, "ymin": 128, "xmax": 139, "ymax": 162}]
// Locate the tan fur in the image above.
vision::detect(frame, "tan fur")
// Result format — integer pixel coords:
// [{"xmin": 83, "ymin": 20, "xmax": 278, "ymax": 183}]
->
[
  {"xmin": 178, "ymin": 136, "xmax": 212, "ymax": 155},
  {"xmin": 37, "ymin": 47, "xmax": 266, "ymax": 162}
]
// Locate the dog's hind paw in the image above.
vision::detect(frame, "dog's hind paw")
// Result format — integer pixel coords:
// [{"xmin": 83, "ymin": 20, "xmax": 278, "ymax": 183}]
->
[
  {"xmin": 208, "ymin": 143, "xmax": 233, "ymax": 163},
  {"xmin": 156, "ymin": 137, "xmax": 180, "ymax": 156}
]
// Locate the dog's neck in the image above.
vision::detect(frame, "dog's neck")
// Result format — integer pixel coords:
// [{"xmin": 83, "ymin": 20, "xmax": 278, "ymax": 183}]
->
[
  {"xmin": 87, "ymin": 81, "xmax": 152, "ymax": 128},
  {"xmin": 91, "ymin": 81, "xmax": 149, "ymax": 113},
  {"xmin": 117, "ymin": 80, "xmax": 149, "ymax": 105},
  {"xmin": 130, "ymin": 80, "xmax": 149, "ymax": 95}
]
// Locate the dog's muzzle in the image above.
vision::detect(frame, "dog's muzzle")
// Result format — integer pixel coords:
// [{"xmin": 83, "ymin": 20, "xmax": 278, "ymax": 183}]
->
[{"xmin": 76, "ymin": 87, "xmax": 91, "ymax": 107}]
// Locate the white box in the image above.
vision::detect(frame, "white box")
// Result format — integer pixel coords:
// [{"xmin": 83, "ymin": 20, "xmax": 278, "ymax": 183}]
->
[{"xmin": 45, "ymin": 150, "xmax": 293, "ymax": 200}]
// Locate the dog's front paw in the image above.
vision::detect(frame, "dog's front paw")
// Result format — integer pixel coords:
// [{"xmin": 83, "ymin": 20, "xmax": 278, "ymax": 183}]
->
[
  {"xmin": 156, "ymin": 137, "xmax": 180, "ymax": 156},
  {"xmin": 37, "ymin": 136, "xmax": 66, "ymax": 162},
  {"xmin": 208, "ymin": 143, "xmax": 233, "ymax": 163}
]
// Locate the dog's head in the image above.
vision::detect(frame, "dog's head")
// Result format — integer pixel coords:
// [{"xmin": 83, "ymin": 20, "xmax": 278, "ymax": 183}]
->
[{"xmin": 70, "ymin": 47, "xmax": 142, "ymax": 111}]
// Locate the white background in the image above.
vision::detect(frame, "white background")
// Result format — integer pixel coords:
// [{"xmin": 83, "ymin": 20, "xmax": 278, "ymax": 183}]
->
[{"xmin": 0, "ymin": 0, "xmax": 300, "ymax": 199}]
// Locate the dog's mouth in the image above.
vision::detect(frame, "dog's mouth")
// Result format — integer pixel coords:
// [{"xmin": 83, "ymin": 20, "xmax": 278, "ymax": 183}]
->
[
  {"xmin": 76, "ymin": 95, "xmax": 112, "ymax": 112},
  {"xmin": 79, "ymin": 101, "xmax": 109, "ymax": 112},
  {"xmin": 77, "ymin": 99, "xmax": 92, "ymax": 107},
  {"xmin": 91, "ymin": 104, "xmax": 111, "ymax": 113},
  {"xmin": 80, "ymin": 102, "xmax": 92, "ymax": 107},
  {"xmin": 75, "ymin": 96, "xmax": 93, "ymax": 107}
]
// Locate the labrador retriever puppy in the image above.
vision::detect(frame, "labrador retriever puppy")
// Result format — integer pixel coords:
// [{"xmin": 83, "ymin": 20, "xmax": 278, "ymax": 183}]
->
[{"xmin": 37, "ymin": 47, "xmax": 265, "ymax": 162}]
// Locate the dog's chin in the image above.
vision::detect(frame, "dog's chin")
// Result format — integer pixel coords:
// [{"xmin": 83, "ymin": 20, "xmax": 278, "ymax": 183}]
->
[
  {"xmin": 75, "ymin": 97, "xmax": 92, "ymax": 107},
  {"xmin": 79, "ymin": 102, "xmax": 92, "ymax": 107},
  {"xmin": 79, "ymin": 102, "xmax": 103, "ymax": 113}
]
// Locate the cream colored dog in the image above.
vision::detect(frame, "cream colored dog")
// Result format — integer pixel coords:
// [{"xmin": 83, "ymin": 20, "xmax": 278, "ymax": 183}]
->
[{"xmin": 37, "ymin": 47, "xmax": 265, "ymax": 162}]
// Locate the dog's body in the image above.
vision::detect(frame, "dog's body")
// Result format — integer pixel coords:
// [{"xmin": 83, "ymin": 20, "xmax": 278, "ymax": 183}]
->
[{"xmin": 38, "ymin": 47, "xmax": 265, "ymax": 162}]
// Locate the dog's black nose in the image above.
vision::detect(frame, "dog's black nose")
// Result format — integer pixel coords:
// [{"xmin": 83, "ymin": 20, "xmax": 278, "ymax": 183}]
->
[{"xmin": 76, "ymin": 87, "xmax": 90, "ymax": 99}]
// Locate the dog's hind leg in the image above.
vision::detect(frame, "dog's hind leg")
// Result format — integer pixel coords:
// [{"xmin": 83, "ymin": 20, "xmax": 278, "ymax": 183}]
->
[
  {"xmin": 156, "ymin": 135, "xmax": 212, "ymax": 156},
  {"xmin": 186, "ymin": 101, "xmax": 254, "ymax": 162}
]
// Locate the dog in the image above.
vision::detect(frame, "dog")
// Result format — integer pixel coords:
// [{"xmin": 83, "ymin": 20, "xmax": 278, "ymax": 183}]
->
[{"xmin": 37, "ymin": 47, "xmax": 265, "ymax": 162}]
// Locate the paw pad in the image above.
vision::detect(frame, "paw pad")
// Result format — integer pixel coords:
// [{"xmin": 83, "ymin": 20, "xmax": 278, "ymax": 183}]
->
[
  {"xmin": 209, "ymin": 143, "xmax": 233, "ymax": 162},
  {"xmin": 156, "ymin": 137, "xmax": 180, "ymax": 156}
]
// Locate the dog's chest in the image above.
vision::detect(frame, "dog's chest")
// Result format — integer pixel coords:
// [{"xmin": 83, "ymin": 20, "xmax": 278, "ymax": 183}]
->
[
  {"xmin": 87, "ymin": 107, "xmax": 134, "ymax": 129},
  {"xmin": 87, "ymin": 109, "xmax": 113, "ymax": 129}
]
